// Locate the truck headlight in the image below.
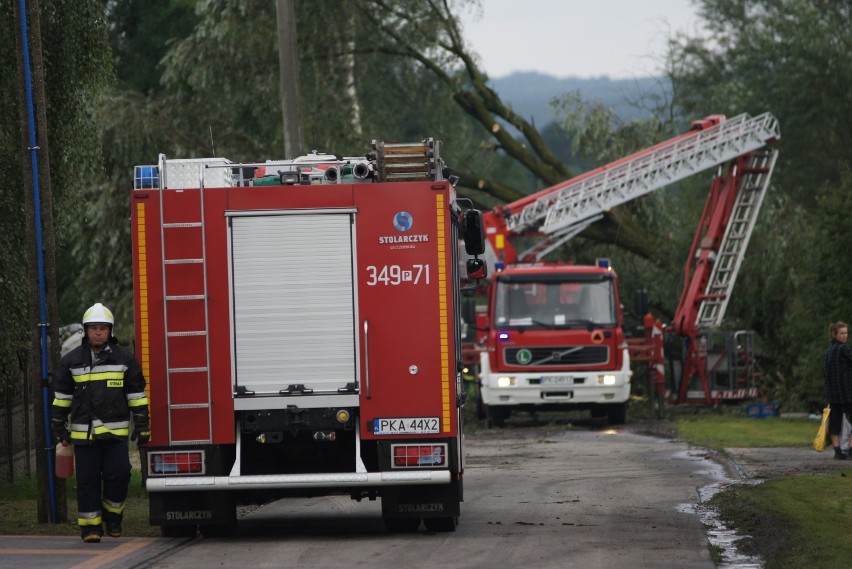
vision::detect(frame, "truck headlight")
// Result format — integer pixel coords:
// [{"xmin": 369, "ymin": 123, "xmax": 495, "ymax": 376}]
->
[
  {"xmin": 497, "ymin": 376, "xmax": 516, "ymax": 387},
  {"xmin": 597, "ymin": 374, "xmax": 616, "ymax": 386}
]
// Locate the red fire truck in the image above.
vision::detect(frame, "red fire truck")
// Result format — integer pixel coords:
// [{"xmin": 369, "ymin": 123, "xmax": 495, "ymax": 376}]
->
[
  {"xmin": 131, "ymin": 139, "xmax": 487, "ymax": 536},
  {"xmin": 470, "ymin": 112, "xmax": 780, "ymax": 424}
]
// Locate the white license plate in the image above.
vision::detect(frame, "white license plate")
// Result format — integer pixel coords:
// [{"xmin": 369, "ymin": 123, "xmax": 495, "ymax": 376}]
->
[
  {"xmin": 373, "ymin": 417, "xmax": 440, "ymax": 435},
  {"xmin": 541, "ymin": 376, "xmax": 572, "ymax": 385}
]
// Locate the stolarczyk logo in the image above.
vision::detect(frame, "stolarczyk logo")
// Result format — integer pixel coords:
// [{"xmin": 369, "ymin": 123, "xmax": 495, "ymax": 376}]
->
[
  {"xmin": 393, "ymin": 211, "xmax": 413, "ymax": 231},
  {"xmin": 379, "ymin": 211, "xmax": 428, "ymax": 245}
]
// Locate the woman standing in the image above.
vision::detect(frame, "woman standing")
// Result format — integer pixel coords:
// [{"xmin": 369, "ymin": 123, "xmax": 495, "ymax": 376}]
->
[{"xmin": 823, "ymin": 321, "xmax": 852, "ymax": 459}]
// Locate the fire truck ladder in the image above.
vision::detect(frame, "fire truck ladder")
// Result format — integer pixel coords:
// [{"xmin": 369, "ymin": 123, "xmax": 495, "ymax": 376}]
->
[
  {"xmin": 157, "ymin": 154, "xmax": 218, "ymax": 446},
  {"xmin": 695, "ymin": 148, "xmax": 778, "ymax": 329},
  {"xmin": 507, "ymin": 113, "xmax": 780, "ymax": 248}
]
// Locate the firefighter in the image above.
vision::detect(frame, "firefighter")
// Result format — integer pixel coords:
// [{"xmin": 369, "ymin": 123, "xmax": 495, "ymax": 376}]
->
[{"xmin": 51, "ymin": 303, "xmax": 150, "ymax": 543}]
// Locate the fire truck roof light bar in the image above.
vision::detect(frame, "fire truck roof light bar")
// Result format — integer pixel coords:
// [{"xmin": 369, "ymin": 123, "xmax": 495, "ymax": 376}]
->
[{"xmin": 145, "ymin": 470, "xmax": 451, "ymax": 492}]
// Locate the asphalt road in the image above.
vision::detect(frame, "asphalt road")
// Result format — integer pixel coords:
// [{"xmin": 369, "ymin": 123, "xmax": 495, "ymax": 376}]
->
[{"xmin": 2, "ymin": 420, "xmax": 760, "ymax": 569}]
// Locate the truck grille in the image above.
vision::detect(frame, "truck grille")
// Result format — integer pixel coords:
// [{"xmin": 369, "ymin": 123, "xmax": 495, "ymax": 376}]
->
[{"xmin": 503, "ymin": 346, "xmax": 609, "ymax": 367}]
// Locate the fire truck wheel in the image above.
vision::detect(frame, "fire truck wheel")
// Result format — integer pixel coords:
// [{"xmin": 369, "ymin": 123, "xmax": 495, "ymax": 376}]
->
[
  {"xmin": 383, "ymin": 517, "xmax": 422, "ymax": 533},
  {"xmin": 423, "ymin": 516, "xmax": 458, "ymax": 532},
  {"xmin": 607, "ymin": 402, "xmax": 628, "ymax": 426},
  {"xmin": 475, "ymin": 387, "xmax": 487, "ymax": 420},
  {"xmin": 590, "ymin": 406, "xmax": 607, "ymax": 419},
  {"xmin": 160, "ymin": 524, "xmax": 197, "ymax": 538},
  {"xmin": 485, "ymin": 406, "xmax": 510, "ymax": 428},
  {"xmin": 200, "ymin": 521, "xmax": 238, "ymax": 538}
]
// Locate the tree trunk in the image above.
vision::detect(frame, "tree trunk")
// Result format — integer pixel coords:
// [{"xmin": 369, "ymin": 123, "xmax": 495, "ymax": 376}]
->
[{"xmin": 276, "ymin": 0, "xmax": 304, "ymax": 157}]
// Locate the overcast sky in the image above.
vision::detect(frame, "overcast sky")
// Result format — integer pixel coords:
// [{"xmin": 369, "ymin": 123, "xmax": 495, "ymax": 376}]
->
[{"xmin": 458, "ymin": 0, "xmax": 704, "ymax": 79}]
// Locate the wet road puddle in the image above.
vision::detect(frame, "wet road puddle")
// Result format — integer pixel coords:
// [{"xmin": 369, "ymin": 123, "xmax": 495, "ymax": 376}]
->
[{"xmin": 674, "ymin": 449, "xmax": 764, "ymax": 569}]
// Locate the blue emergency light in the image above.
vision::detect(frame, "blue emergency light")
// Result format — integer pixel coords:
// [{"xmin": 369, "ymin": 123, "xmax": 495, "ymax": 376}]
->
[
  {"xmin": 134, "ymin": 165, "xmax": 159, "ymax": 189},
  {"xmin": 596, "ymin": 258, "xmax": 611, "ymax": 269}
]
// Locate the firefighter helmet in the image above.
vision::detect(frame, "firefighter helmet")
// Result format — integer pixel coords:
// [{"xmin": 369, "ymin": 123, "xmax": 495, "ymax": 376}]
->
[{"xmin": 82, "ymin": 303, "xmax": 115, "ymax": 327}]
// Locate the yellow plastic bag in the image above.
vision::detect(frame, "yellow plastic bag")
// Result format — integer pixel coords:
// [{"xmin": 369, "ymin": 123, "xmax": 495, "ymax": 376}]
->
[{"xmin": 813, "ymin": 405, "xmax": 831, "ymax": 452}]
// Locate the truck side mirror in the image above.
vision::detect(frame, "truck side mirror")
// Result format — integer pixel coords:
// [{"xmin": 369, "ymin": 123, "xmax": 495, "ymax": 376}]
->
[
  {"xmin": 462, "ymin": 209, "xmax": 485, "ymax": 256},
  {"xmin": 466, "ymin": 258, "xmax": 487, "ymax": 280},
  {"xmin": 462, "ymin": 296, "xmax": 477, "ymax": 325}
]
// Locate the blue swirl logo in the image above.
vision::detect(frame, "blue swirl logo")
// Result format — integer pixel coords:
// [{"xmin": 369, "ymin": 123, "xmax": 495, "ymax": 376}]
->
[{"xmin": 393, "ymin": 211, "xmax": 413, "ymax": 232}]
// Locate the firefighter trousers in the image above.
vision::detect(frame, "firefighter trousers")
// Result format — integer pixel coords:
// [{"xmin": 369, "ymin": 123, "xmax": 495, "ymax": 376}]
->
[{"xmin": 75, "ymin": 439, "xmax": 132, "ymax": 534}]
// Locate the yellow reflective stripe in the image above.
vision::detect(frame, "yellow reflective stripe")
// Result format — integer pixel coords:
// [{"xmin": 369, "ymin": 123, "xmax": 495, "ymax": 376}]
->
[
  {"xmin": 102, "ymin": 498, "xmax": 126, "ymax": 515},
  {"xmin": 69, "ymin": 426, "xmax": 130, "ymax": 439},
  {"xmin": 72, "ymin": 371, "xmax": 126, "ymax": 383},
  {"xmin": 74, "ymin": 419, "xmax": 130, "ymax": 430},
  {"xmin": 78, "ymin": 515, "xmax": 103, "ymax": 527},
  {"xmin": 128, "ymin": 398, "xmax": 148, "ymax": 408},
  {"xmin": 93, "ymin": 425, "xmax": 129, "ymax": 436},
  {"xmin": 52, "ymin": 398, "xmax": 72, "ymax": 408}
]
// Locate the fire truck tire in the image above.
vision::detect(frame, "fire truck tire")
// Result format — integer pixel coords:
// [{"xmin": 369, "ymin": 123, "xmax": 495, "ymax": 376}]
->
[
  {"xmin": 423, "ymin": 516, "xmax": 458, "ymax": 532},
  {"xmin": 485, "ymin": 405, "xmax": 510, "ymax": 428},
  {"xmin": 383, "ymin": 517, "xmax": 422, "ymax": 533},
  {"xmin": 160, "ymin": 524, "xmax": 198, "ymax": 538},
  {"xmin": 475, "ymin": 387, "xmax": 487, "ymax": 420},
  {"xmin": 607, "ymin": 402, "xmax": 628, "ymax": 425},
  {"xmin": 590, "ymin": 406, "xmax": 607, "ymax": 419},
  {"xmin": 200, "ymin": 521, "xmax": 238, "ymax": 538}
]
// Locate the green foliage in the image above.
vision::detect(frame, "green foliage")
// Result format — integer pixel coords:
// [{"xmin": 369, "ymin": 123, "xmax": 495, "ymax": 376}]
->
[
  {"xmin": 0, "ymin": 0, "xmax": 113, "ymax": 383},
  {"xmin": 106, "ymin": 0, "xmax": 199, "ymax": 96},
  {"xmin": 673, "ymin": 0, "xmax": 852, "ymax": 199},
  {"xmin": 0, "ymin": 2, "xmax": 33, "ymax": 383}
]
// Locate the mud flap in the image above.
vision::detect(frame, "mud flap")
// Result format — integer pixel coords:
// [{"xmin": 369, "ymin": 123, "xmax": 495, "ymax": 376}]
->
[
  {"xmin": 381, "ymin": 480, "xmax": 461, "ymax": 520},
  {"xmin": 150, "ymin": 490, "xmax": 236, "ymax": 528}
]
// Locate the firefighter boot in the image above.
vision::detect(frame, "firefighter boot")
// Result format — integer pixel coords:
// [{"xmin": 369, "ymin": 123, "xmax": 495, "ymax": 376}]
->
[
  {"xmin": 81, "ymin": 527, "xmax": 103, "ymax": 543},
  {"xmin": 104, "ymin": 512, "xmax": 123, "ymax": 538},
  {"xmin": 834, "ymin": 447, "xmax": 847, "ymax": 460}
]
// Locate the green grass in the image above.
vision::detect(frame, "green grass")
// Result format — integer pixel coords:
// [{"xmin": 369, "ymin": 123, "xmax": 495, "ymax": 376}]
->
[
  {"xmin": 708, "ymin": 471, "xmax": 852, "ymax": 569},
  {"xmin": 0, "ymin": 468, "xmax": 159, "ymax": 537},
  {"xmin": 674, "ymin": 414, "xmax": 817, "ymax": 450},
  {"xmin": 674, "ymin": 410, "xmax": 852, "ymax": 568}
]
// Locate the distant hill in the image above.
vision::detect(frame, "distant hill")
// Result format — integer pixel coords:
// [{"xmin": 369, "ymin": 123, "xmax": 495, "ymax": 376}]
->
[{"xmin": 487, "ymin": 71, "xmax": 670, "ymax": 127}]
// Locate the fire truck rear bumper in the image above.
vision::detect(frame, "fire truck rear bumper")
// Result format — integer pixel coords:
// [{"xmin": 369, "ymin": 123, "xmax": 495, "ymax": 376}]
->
[{"xmin": 146, "ymin": 470, "xmax": 452, "ymax": 492}]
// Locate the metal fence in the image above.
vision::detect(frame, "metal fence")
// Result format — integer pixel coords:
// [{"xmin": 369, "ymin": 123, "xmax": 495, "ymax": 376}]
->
[{"xmin": 0, "ymin": 357, "xmax": 35, "ymax": 486}]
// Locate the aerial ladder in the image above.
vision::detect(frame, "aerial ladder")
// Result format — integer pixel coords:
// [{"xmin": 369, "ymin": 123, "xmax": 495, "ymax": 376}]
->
[{"xmin": 477, "ymin": 112, "xmax": 780, "ymax": 405}]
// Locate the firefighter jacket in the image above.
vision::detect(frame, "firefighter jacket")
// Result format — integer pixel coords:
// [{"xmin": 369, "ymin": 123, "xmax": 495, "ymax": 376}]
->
[{"xmin": 52, "ymin": 335, "xmax": 149, "ymax": 444}]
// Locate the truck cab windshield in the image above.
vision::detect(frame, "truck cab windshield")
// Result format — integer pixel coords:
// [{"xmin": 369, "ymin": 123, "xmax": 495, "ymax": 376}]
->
[{"xmin": 494, "ymin": 278, "xmax": 617, "ymax": 329}]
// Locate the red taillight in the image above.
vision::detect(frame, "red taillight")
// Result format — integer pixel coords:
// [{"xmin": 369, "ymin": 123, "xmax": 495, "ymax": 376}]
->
[
  {"xmin": 149, "ymin": 451, "xmax": 205, "ymax": 475},
  {"xmin": 391, "ymin": 444, "xmax": 447, "ymax": 468}
]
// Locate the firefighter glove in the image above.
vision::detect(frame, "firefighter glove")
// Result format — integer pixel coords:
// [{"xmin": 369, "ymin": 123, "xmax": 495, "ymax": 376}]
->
[
  {"xmin": 131, "ymin": 429, "xmax": 150, "ymax": 446},
  {"xmin": 132, "ymin": 414, "xmax": 150, "ymax": 445},
  {"xmin": 51, "ymin": 419, "xmax": 70, "ymax": 444}
]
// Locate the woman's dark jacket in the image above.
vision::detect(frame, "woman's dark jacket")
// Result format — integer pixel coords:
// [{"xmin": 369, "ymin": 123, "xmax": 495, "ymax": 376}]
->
[{"xmin": 824, "ymin": 339, "xmax": 852, "ymax": 404}]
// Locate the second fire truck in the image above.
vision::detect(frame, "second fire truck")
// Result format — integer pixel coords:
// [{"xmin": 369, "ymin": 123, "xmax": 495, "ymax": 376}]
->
[{"xmin": 470, "ymin": 112, "xmax": 780, "ymax": 424}]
